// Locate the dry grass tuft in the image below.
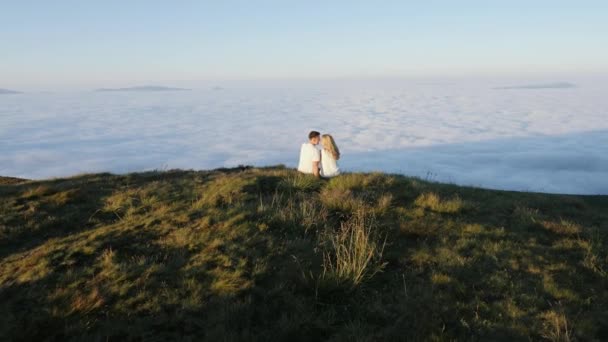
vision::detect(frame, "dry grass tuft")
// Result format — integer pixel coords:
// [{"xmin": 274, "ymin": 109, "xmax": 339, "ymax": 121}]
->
[
  {"xmin": 541, "ymin": 219, "xmax": 582, "ymax": 236},
  {"xmin": 414, "ymin": 192, "xmax": 465, "ymax": 214},
  {"xmin": 70, "ymin": 287, "xmax": 105, "ymax": 314},
  {"xmin": 22, "ymin": 185, "xmax": 54, "ymax": 198},
  {"xmin": 320, "ymin": 211, "xmax": 387, "ymax": 290},
  {"xmin": 540, "ymin": 308, "xmax": 572, "ymax": 342}
]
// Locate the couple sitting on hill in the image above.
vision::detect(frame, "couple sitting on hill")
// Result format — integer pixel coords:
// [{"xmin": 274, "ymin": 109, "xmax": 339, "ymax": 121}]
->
[{"xmin": 297, "ymin": 131, "xmax": 340, "ymax": 178}]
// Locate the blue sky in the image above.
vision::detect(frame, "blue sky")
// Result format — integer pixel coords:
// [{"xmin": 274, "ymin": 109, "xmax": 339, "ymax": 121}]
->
[{"xmin": 2, "ymin": 0, "xmax": 607, "ymax": 86}]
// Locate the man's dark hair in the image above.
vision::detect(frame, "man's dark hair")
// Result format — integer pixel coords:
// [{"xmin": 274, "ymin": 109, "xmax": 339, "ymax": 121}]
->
[{"xmin": 308, "ymin": 131, "xmax": 321, "ymax": 140}]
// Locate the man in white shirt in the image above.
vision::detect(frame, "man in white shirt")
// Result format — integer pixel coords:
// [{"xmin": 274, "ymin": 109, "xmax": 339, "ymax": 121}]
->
[{"xmin": 297, "ymin": 131, "xmax": 321, "ymax": 177}]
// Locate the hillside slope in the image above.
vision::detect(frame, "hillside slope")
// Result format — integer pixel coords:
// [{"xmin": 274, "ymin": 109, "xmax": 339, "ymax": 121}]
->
[{"xmin": 1, "ymin": 167, "xmax": 607, "ymax": 340}]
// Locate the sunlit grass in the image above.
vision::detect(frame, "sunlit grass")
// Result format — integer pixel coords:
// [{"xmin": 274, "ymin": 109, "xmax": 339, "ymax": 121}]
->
[
  {"xmin": 0, "ymin": 168, "xmax": 607, "ymax": 340},
  {"xmin": 414, "ymin": 192, "xmax": 466, "ymax": 213}
]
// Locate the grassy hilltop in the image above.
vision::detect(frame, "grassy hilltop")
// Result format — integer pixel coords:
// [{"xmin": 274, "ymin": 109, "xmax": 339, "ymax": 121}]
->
[{"xmin": 1, "ymin": 166, "xmax": 607, "ymax": 341}]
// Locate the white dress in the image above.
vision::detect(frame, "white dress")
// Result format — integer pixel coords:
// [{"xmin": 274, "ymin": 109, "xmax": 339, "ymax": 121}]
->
[{"xmin": 320, "ymin": 149, "xmax": 340, "ymax": 177}]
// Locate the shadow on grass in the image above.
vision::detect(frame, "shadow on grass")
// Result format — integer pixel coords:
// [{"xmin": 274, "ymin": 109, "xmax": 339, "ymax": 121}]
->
[{"xmin": 1, "ymin": 167, "xmax": 607, "ymax": 340}]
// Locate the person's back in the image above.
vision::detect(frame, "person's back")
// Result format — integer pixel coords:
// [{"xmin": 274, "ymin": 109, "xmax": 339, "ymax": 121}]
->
[
  {"xmin": 320, "ymin": 134, "xmax": 341, "ymax": 178},
  {"xmin": 297, "ymin": 131, "xmax": 321, "ymax": 176},
  {"xmin": 320, "ymin": 149, "xmax": 340, "ymax": 177}
]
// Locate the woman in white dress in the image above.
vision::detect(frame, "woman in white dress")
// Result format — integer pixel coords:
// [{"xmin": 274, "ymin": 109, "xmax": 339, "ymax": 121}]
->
[{"xmin": 320, "ymin": 134, "xmax": 341, "ymax": 178}]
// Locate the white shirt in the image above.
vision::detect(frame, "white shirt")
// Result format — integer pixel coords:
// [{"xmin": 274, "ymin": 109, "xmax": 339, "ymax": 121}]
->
[
  {"xmin": 320, "ymin": 149, "xmax": 340, "ymax": 177},
  {"xmin": 297, "ymin": 143, "xmax": 321, "ymax": 174}
]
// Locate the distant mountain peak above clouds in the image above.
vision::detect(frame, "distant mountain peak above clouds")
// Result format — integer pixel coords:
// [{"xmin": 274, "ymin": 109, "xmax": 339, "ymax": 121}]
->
[
  {"xmin": 95, "ymin": 85, "xmax": 191, "ymax": 92},
  {"xmin": 0, "ymin": 88, "xmax": 22, "ymax": 94},
  {"xmin": 494, "ymin": 82, "xmax": 576, "ymax": 90}
]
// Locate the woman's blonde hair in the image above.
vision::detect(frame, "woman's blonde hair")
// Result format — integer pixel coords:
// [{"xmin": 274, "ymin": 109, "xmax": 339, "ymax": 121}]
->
[{"xmin": 321, "ymin": 134, "xmax": 340, "ymax": 160}]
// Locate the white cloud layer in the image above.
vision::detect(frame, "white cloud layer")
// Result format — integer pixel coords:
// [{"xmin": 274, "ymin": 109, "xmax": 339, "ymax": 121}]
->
[{"xmin": 1, "ymin": 79, "xmax": 607, "ymax": 194}]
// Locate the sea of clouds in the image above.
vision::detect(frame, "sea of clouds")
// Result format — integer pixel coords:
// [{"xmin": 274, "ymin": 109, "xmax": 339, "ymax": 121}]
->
[{"xmin": 1, "ymin": 78, "xmax": 607, "ymax": 194}]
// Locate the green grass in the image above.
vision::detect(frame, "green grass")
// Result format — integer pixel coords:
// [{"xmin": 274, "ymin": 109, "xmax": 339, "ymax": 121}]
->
[{"xmin": 1, "ymin": 166, "xmax": 607, "ymax": 341}]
